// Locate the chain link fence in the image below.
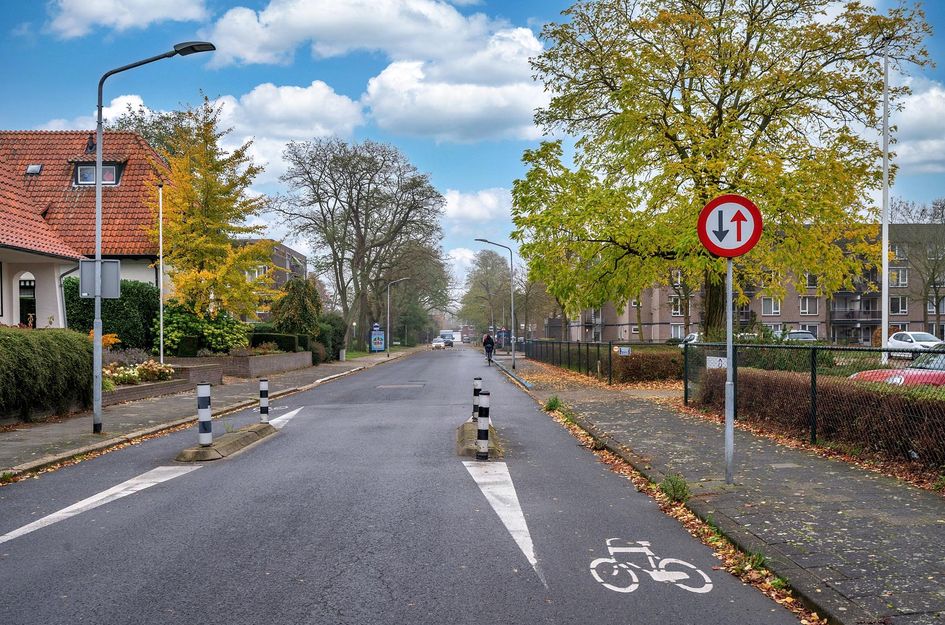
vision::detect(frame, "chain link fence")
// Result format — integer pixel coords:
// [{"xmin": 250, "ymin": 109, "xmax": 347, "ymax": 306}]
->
[
  {"xmin": 524, "ymin": 340, "xmax": 684, "ymax": 384},
  {"xmin": 685, "ymin": 343, "xmax": 945, "ymax": 470}
]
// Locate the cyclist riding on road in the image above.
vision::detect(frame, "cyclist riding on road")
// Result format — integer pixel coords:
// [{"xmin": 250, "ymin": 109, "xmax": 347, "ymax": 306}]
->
[{"xmin": 482, "ymin": 333, "xmax": 495, "ymax": 366}]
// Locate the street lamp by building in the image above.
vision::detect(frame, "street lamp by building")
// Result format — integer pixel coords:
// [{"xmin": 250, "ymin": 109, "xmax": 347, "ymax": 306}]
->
[
  {"xmin": 475, "ymin": 238, "xmax": 516, "ymax": 370},
  {"xmin": 92, "ymin": 41, "xmax": 215, "ymax": 434},
  {"xmin": 386, "ymin": 277, "xmax": 410, "ymax": 358}
]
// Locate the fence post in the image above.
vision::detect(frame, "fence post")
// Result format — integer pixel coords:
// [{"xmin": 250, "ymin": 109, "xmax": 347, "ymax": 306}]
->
[
  {"xmin": 567, "ymin": 340, "xmax": 571, "ymax": 371},
  {"xmin": 810, "ymin": 346, "xmax": 818, "ymax": 444},
  {"xmin": 586, "ymin": 342, "xmax": 590, "ymax": 376},
  {"xmin": 608, "ymin": 341, "xmax": 613, "ymax": 385},
  {"xmin": 732, "ymin": 345, "xmax": 738, "ymax": 421},
  {"xmin": 596, "ymin": 343, "xmax": 601, "ymax": 379},
  {"xmin": 683, "ymin": 342, "xmax": 689, "ymax": 405},
  {"xmin": 197, "ymin": 382, "xmax": 212, "ymax": 447}
]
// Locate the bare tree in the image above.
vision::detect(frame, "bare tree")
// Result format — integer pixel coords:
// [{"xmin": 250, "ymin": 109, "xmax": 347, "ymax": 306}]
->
[
  {"xmin": 892, "ymin": 199, "xmax": 945, "ymax": 335},
  {"xmin": 276, "ymin": 139, "xmax": 443, "ymax": 348}
]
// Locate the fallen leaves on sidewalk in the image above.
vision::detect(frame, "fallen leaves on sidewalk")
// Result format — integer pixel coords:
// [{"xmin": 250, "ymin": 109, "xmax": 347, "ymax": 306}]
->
[{"xmin": 545, "ymin": 406, "xmax": 827, "ymax": 625}]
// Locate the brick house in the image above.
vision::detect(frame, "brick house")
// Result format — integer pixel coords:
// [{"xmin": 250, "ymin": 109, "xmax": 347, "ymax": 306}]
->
[{"xmin": 0, "ymin": 130, "xmax": 166, "ymax": 327}]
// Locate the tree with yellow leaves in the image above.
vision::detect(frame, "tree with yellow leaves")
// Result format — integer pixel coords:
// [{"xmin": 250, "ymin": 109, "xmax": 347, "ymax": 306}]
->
[
  {"xmin": 158, "ymin": 98, "xmax": 274, "ymax": 319},
  {"xmin": 513, "ymin": 0, "xmax": 930, "ymax": 334}
]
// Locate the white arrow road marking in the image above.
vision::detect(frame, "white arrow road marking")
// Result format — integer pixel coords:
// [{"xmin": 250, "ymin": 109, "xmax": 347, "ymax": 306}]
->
[
  {"xmin": 0, "ymin": 465, "xmax": 200, "ymax": 545},
  {"xmin": 463, "ymin": 461, "xmax": 547, "ymax": 587},
  {"xmin": 269, "ymin": 407, "xmax": 303, "ymax": 430}
]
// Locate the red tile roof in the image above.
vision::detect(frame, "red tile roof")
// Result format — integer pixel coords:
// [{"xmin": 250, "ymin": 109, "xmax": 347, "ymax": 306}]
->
[
  {"xmin": 0, "ymin": 156, "xmax": 83, "ymax": 260},
  {"xmin": 0, "ymin": 131, "xmax": 167, "ymax": 256}
]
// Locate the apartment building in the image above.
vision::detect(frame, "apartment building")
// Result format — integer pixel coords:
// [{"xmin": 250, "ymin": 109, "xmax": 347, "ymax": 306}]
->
[{"xmin": 562, "ymin": 225, "xmax": 945, "ymax": 344}]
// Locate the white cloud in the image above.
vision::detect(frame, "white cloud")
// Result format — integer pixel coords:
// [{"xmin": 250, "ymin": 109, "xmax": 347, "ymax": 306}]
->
[
  {"xmin": 444, "ymin": 188, "xmax": 512, "ymax": 222},
  {"xmin": 204, "ymin": 0, "xmax": 494, "ymax": 67},
  {"xmin": 37, "ymin": 94, "xmax": 147, "ymax": 130},
  {"xmin": 364, "ymin": 61, "xmax": 545, "ymax": 141},
  {"xmin": 447, "ymin": 246, "xmax": 477, "ymax": 286},
  {"xmin": 48, "ymin": 0, "xmax": 208, "ymax": 38},
  {"xmin": 892, "ymin": 82, "xmax": 945, "ymax": 173}
]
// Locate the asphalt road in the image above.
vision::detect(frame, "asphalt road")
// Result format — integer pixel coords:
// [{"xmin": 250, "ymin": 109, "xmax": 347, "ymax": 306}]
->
[{"xmin": 0, "ymin": 347, "xmax": 798, "ymax": 624}]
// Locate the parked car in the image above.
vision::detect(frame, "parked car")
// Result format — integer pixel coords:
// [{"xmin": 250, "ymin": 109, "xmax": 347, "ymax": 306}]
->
[
  {"xmin": 775, "ymin": 330, "xmax": 818, "ymax": 342},
  {"xmin": 431, "ymin": 337, "xmax": 446, "ymax": 350},
  {"xmin": 438, "ymin": 331, "xmax": 454, "ymax": 347},
  {"xmin": 887, "ymin": 331, "xmax": 943, "ymax": 358},
  {"xmin": 462, "ymin": 335, "xmax": 471, "ymax": 343},
  {"xmin": 850, "ymin": 346, "xmax": 945, "ymax": 387}
]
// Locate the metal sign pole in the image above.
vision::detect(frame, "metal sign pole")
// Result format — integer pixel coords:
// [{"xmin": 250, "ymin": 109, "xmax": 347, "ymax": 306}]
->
[{"xmin": 725, "ymin": 258, "xmax": 735, "ymax": 484}]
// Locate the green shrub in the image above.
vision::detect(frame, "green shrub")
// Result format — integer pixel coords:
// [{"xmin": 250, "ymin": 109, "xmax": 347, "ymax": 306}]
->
[
  {"xmin": 0, "ymin": 328, "xmax": 93, "ymax": 420},
  {"xmin": 697, "ymin": 368, "xmax": 945, "ymax": 469},
  {"xmin": 544, "ymin": 395, "xmax": 562, "ymax": 412},
  {"xmin": 736, "ymin": 346, "xmax": 834, "ymax": 373},
  {"xmin": 158, "ymin": 303, "xmax": 249, "ymax": 355},
  {"xmin": 63, "ymin": 277, "xmax": 159, "ymax": 349},
  {"xmin": 659, "ymin": 474, "xmax": 691, "ymax": 502},
  {"xmin": 251, "ymin": 322, "xmax": 277, "ymax": 333},
  {"xmin": 270, "ymin": 278, "xmax": 322, "ymax": 335},
  {"xmin": 319, "ymin": 312, "xmax": 347, "ymax": 359},
  {"xmin": 612, "ymin": 350, "xmax": 683, "ymax": 382},
  {"xmin": 251, "ymin": 332, "xmax": 297, "ymax": 353},
  {"xmin": 297, "ymin": 334, "xmax": 311, "ymax": 351},
  {"xmin": 311, "ymin": 341, "xmax": 327, "ymax": 365}
]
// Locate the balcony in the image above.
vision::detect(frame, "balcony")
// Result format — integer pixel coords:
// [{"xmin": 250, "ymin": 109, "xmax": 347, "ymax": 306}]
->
[{"xmin": 830, "ymin": 308, "xmax": 881, "ymax": 323}]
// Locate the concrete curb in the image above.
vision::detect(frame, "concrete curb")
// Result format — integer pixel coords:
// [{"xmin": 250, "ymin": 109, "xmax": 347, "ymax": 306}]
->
[
  {"xmin": 455, "ymin": 418, "xmax": 501, "ymax": 458},
  {"xmin": 555, "ymin": 409, "xmax": 869, "ymax": 625},
  {"xmin": 176, "ymin": 423, "xmax": 278, "ymax": 462},
  {"xmin": 492, "ymin": 358, "xmax": 533, "ymax": 389},
  {"xmin": 4, "ymin": 349, "xmax": 422, "ymax": 477}
]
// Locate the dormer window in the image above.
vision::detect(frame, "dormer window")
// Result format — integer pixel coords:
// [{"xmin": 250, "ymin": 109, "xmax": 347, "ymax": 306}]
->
[
  {"xmin": 76, "ymin": 164, "xmax": 118, "ymax": 185},
  {"xmin": 25, "ymin": 164, "xmax": 42, "ymax": 175}
]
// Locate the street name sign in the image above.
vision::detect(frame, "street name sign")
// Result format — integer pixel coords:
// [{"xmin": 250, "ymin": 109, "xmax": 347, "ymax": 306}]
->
[{"xmin": 697, "ymin": 194, "xmax": 762, "ymax": 258}]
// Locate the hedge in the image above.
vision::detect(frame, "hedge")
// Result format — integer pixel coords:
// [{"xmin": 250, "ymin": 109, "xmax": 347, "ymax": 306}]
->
[
  {"xmin": 251, "ymin": 332, "xmax": 298, "ymax": 353},
  {"xmin": 0, "ymin": 328, "xmax": 92, "ymax": 420},
  {"xmin": 696, "ymin": 368, "xmax": 945, "ymax": 469},
  {"xmin": 319, "ymin": 313, "xmax": 347, "ymax": 359},
  {"xmin": 612, "ymin": 350, "xmax": 684, "ymax": 382},
  {"xmin": 64, "ymin": 277, "xmax": 159, "ymax": 350},
  {"xmin": 311, "ymin": 341, "xmax": 327, "ymax": 365}
]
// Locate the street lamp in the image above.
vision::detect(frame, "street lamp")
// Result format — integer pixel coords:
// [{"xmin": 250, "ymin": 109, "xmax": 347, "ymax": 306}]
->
[
  {"xmin": 387, "ymin": 277, "xmax": 410, "ymax": 358},
  {"xmin": 92, "ymin": 41, "xmax": 215, "ymax": 434},
  {"xmin": 158, "ymin": 182, "xmax": 164, "ymax": 365},
  {"xmin": 475, "ymin": 238, "xmax": 516, "ymax": 370}
]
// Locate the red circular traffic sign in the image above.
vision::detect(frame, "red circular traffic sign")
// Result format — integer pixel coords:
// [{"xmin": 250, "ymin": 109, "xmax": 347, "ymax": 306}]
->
[{"xmin": 697, "ymin": 194, "xmax": 762, "ymax": 258}]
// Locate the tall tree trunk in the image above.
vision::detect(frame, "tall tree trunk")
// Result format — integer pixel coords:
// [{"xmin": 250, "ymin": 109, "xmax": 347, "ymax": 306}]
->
[
  {"xmin": 635, "ymin": 301, "xmax": 643, "ymax": 343},
  {"xmin": 703, "ymin": 270, "xmax": 725, "ymax": 338}
]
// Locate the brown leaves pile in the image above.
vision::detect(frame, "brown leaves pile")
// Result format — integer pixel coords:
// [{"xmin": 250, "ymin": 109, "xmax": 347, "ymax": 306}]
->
[{"xmin": 546, "ymin": 407, "xmax": 827, "ymax": 625}]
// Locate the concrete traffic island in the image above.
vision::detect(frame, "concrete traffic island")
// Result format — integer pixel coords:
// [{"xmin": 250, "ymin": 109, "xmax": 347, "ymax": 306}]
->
[
  {"xmin": 455, "ymin": 418, "xmax": 501, "ymax": 458},
  {"xmin": 176, "ymin": 423, "xmax": 277, "ymax": 462}
]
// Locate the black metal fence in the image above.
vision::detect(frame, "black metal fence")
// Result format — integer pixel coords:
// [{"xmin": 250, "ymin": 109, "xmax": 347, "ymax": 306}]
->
[
  {"xmin": 684, "ymin": 343, "xmax": 945, "ymax": 470},
  {"xmin": 524, "ymin": 340, "xmax": 684, "ymax": 384}
]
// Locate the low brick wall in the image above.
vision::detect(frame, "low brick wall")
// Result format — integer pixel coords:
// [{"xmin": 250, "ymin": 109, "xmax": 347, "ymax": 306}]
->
[
  {"xmin": 103, "ymin": 378, "xmax": 193, "ymax": 406},
  {"xmin": 168, "ymin": 352, "xmax": 312, "ymax": 378},
  {"xmin": 172, "ymin": 363, "xmax": 224, "ymax": 386}
]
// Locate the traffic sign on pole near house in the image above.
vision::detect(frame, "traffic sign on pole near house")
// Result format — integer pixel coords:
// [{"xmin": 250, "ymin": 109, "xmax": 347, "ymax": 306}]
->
[
  {"xmin": 697, "ymin": 194, "xmax": 762, "ymax": 258},
  {"xmin": 698, "ymin": 194, "xmax": 763, "ymax": 486}
]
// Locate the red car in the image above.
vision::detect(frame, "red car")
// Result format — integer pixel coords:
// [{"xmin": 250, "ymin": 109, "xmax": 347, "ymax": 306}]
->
[{"xmin": 850, "ymin": 347, "xmax": 945, "ymax": 387}]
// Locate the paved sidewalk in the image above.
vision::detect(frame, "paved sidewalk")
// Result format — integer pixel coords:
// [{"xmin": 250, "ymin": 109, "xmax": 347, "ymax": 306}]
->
[
  {"xmin": 518, "ymin": 359, "xmax": 945, "ymax": 625},
  {"xmin": 0, "ymin": 348, "xmax": 420, "ymax": 474}
]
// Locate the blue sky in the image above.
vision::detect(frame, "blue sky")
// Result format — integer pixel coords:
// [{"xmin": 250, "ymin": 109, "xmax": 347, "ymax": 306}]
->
[{"xmin": 3, "ymin": 0, "xmax": 945, "ymax": 288}]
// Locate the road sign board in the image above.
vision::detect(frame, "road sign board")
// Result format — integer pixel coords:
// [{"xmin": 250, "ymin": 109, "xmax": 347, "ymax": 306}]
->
[{"xmin": 697, "ymin": 194, "xmax": 762, "ymax": 258}]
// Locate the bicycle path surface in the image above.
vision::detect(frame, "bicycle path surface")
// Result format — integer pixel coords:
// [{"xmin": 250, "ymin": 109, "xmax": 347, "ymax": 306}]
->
[
  {"xmin": 516, "ymin": 358, "xmax": 945, "ymax": 625},
  {"xmin": 0, "ymin": 347, "xmax": 797, "ymax": 624}
]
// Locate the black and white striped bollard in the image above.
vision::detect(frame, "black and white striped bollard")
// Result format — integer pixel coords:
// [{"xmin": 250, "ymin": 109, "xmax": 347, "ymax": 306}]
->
[
  {"xmin": 472, "ymin": 377, "xmax": 482, "ymax": 420},
  {"xmin": 259, "ymin": 378, "xmax": 269, "ymax": 423},
  {"xmin": 197, "ymin": 382, "xmax": 212, "ymax": 447},
  {"xmin": 476, "ymin": 391, "xmax": 490, "ymax": 460}
]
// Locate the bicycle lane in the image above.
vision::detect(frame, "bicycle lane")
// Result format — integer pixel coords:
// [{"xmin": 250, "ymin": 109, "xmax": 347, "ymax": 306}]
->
[{"xmin": 478, "ymin": 374, "xmax": 799, "ymax": 625}]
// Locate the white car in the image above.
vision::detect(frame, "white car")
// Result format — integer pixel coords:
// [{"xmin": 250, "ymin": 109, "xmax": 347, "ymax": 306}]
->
[
  {"xmin": 775, "ymin": 330, "xmax": 818, "ymax": 342},
  {"xmin": 431, "ymin": 337, "xmax": 446, "ymax": 350},
  {"xmin": 887, "ymin": 331, "xmax": 944, "ymax": 357}
]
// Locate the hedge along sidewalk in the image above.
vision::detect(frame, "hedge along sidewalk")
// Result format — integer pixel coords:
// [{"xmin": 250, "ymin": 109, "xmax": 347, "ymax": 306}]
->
[
  {"xmin": 0, "ymin": 347, "xmax": 423, "ymax": 475},
  {"xmin": 517, "ymin": 358, "xmax": 945, "ymax": 625}
]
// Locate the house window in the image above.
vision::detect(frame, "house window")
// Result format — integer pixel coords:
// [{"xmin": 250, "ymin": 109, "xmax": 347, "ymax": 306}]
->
[
  {"xmin": 890, "ymin": 296, "xmax": 908, "ymax": 315},
  {"xmin": 76, "ymin": 164, "xmax": 117, "ymax": 185},
  {"xmin": 631, "ymin": 299, "xmax": 640, "ymax": 308},
  {"xmin": 672, "ymin": 270, "xmax": 682, "ymax": 286},
  {"xmin": 891, "ymin": 244, "xmax": 907, "ymax": 261},
  {"xmin": 799, "ymin": 296, "xmax": 818, "ymax": 316},
  {"xmin": 763, "ymin": 323, "xmax": 782, "ymax": 333},
  {"xmin": 670, "ymin": 296, "xmax": 688, "ymax": 317},
  {"xmin": 799, "ymin": 324, "xmax": 818, "ymax": 338},
  {"xmin": 929, "ymin": 296, "xmax": 944, "ymax": 314},
  {"xmin": 761, "ymin": 297, "xmax": 781, "ymax": 316},
  {"xmin": 890, "ymin": 323, "xmax": 908, "ymax": 332},
  {"xmin": 670, "ymin": 323, "xmax": 684, "ymax": 339},
  {"xmin": 889, "ymin": 268, "xmax": 908, "ymax": 287},
  {"xmin": 631, "ymin": 325, "xmax": 640, "ymax": 334},
  {"xmin": 805, "ymin": 273, "xmax": 818, "ymax": 288}
]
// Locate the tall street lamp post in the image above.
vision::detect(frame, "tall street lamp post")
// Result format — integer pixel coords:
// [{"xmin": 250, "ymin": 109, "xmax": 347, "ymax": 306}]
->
[
  {"xmin": 158, "ymin": 182, "xmax": 164, "ymax": 364},
  {"xmin": 475, "ymin": 238, "xmax": 516, "ymax": 370},
  {"xmin": 387, "ymin": 278, "xmax": 410, "ymax": 358},
  {"xmin": 92, "ymin": 41, "xmax": 215, "ymax": 434}
]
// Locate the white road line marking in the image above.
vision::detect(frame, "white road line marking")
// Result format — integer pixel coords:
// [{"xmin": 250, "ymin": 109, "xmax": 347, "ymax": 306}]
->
[
  {"xmin": 269, "ymin": 407, "xmax": 303, "ymax": 430},
  {"xmin": 0, "ymin": 465, "xmax": 200, "ymax": 545},
  {"xmin": 463, "ymin": 461, "xmax": 547, "ymax": 587}
]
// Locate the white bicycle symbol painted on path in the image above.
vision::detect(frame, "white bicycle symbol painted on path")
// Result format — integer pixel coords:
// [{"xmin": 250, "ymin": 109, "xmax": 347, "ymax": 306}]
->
[{"xmin": 589, "ymin": 539, "xmax": 713, "ymax": 594}]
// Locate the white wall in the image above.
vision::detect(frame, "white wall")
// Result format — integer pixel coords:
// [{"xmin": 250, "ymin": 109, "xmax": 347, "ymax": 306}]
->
[
  {"xmin": 119, "ymin": 259, "xmax": 158, "ymax": 286},
  {"xmin": 0, "ymin": 262, "xmax": 72, "ymax": 328}
]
